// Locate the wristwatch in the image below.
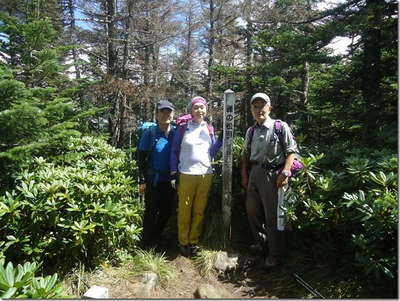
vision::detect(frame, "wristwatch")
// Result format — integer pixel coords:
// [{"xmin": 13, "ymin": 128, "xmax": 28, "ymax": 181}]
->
[{"xmin": 281, "ymin": 169, "xmax": 291, "ymax": 177}]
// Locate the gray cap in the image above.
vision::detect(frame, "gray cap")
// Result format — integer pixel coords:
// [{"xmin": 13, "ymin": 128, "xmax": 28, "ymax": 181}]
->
[
  {"xmin": 250, "ymin": 93, "xmax": 271, "ymax": 106},
  {"xmin": 156, "ymin": 100, "xmax": 175, "ymax": 111}
]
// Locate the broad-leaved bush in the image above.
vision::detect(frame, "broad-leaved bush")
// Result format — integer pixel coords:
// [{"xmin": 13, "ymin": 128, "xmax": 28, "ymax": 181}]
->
[
  {"xmin": 0, "ymin": 136, "xmax": 142, "ymax": 269},
  {"xmin": 286, "ymin": 147, "xmax": 397, "ymax": 292},
  {"xmin": 0, "ymin": 260, "xmax": 68, "ymax": 298}
]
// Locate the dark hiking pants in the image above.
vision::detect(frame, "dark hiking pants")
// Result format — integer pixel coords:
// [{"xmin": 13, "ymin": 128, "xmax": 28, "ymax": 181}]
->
[
  {"xmin": 142, "ymin": 181, "xmax": 175, "ymax": 248},
  {"xmin": 246, "ymin": 165, "xmax": 284, "ymax": 259}
]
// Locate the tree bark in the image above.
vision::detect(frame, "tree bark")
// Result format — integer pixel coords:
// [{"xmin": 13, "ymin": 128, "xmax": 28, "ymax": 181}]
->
[
  {"xmin": 121, "ymin": 0, "xmax": 133, "ymax": 79},
  {"xmin": 300, "ymin": 61, "xmax": 309, "ymax": 106},
  {"xmin": 67, "ymin": 0, "xmax": 81, "ymax": 79},
  {"xmin": 244, "ymin": 23, "xmax": 254, "ymax": 130},
  {"xmin": 361, "ymin": 0, "xmax": 382, "ymax": 142},
  {"xmin": 243, "ymin": 0, "xmax": 254, "ymax": 131},
  {"xmin": 106, "ymin": 0, "xmax": 117, "ymax": 76},
  {"xmin": 206, "ymin": 0, "xmax": 215, "ymax": 105}
]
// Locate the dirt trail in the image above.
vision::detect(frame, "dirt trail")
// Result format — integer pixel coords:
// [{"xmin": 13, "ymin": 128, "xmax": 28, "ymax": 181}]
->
[{"xmin": 83, "ymin": 199, "xmax": 302, "ymax": 299}]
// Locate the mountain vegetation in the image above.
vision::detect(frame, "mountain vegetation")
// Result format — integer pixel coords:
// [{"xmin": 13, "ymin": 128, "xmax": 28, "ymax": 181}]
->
[{"xmin": 0, "ymin": 0, "xmax": 397, "ymax": 298}]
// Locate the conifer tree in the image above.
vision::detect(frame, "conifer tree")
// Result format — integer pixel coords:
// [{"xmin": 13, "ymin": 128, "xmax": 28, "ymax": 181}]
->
[{"xmin": 0, "ymin": 12, "xmax": 90, "ymax": 187}]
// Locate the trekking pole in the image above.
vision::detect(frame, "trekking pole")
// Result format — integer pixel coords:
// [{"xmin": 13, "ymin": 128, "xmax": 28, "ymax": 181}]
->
[{"xmin": 293, "ymin": 273, "xmax": 325, "ymax": 299}]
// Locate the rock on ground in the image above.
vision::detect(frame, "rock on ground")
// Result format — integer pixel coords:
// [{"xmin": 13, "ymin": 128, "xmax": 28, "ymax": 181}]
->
[
  {"xmin": 213, "ymin": 251, "xmax": 239, "ymax": 272},
  {"xmin": 83, "ymin": 285, "xmax": 109, "ymax": 299},
  {"xmin": 194, "ymin": 283, "xmax": 234, "ymax": 299},
  {"xmin": 136, "ymin": 272, "xmax": 159, "ymax": 298}
]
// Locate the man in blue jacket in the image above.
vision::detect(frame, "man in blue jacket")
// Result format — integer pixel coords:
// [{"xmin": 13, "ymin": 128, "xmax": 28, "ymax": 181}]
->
[{"xmin": 137, "ymin": 100, "xmax": 176, "ymax": 249}]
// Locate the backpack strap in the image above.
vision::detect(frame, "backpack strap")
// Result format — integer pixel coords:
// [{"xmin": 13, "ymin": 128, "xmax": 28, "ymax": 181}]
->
[
  {"xmin": 247, "ymin": 124, "xmax": 256, "ymax": 150},
  {"xmin": 247, "ymin": 120, "xmax": 283, "ymax": 152},
  {"xmin": 274, "ymin": 120, "xmax": 283, "ymax": 138},
  {"xmin": 207, "ymin": 123, "xmax": 214, "ymax": 137},
  {"xmin": 177, "ymin": 122, "xmax": 214, "ymax": 138},
  {"xmin": 147, "ymin": 125, "xmax": 158, "ymax": 153},
  {"xmin": 273, "ymin": 120, "xmax": 285, "ymax": 150},
  {"xmin": 177, "ymin": 123, "xmax": 188, "ymax": 140}
]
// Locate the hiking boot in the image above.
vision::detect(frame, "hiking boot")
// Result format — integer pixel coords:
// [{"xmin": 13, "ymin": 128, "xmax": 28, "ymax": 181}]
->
[
  {"xmin": 189, "ymin": 244, "xmax": 200, "ymax": 256},
  {"xmin": 264, "ymin": 256, "xmax": 279, "ymax": 270},
  {"xmin": 180, "ymin": 245, "xmax": 191, "ymax": 257}
]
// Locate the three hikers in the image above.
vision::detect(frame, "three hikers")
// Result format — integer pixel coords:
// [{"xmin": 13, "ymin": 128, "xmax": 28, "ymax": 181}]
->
[{"xmin": 137, "ymin": 93, "xmax": 300, "ymax": 267}]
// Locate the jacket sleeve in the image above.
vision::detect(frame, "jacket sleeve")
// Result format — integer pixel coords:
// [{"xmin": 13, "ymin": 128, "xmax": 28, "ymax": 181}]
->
[
  {"xmin": 170, "ymin": 125, "xmax": 184, "ymax": 173},
  {"xmin": 209, "ymin": 134, "xmax": 222, "ymax": 159},
  {"xmin": 281, "ymin": 122, "xmax": 299, "ymax": 155},
  {"xmin": 137, "ymin": 150, "xmax": 148, "ymax": 184},
  {"xmin": 137, "ymin": 128, "xmax": 152, "ymax": 183}
]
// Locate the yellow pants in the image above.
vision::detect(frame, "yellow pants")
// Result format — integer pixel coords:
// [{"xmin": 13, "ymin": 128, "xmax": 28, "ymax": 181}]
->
[{"xmin": 177, "ymin": 173, "xmax": 213, "ymax": 246}]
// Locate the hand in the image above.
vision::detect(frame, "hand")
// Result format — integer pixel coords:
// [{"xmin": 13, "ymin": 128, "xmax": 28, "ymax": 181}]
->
[
  {"xmin": 171, "ymin": 179, "xmax": 176, "ymax": 189},
  {"xmin": 170, "ymin": 172, "xmax": 178, "ymax": 189},
  {"xmin": 276, "ymin": 173, "xmax": 289, "ymax": 188},
  {"xmin": 139, "ymin": 183, "xmax": 146, "ymax": 197}
]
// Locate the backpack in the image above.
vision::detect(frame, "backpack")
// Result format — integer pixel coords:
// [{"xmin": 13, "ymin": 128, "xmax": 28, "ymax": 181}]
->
[
  {"xmin": 136, "ymin": 122, "xmax": 176, "ymax": 185},
  {"xmin": 135, "ymin": 121, "xmax": 157, "ymax": 161},
  {"xmin": 137, "ymin": 122, "xmax": 157, "ymax": 143},
  {"xmin": 175, "ymin": 114, "xmax": 214, "ymax": 137},
  {"xmin": 247, "ymin": 120, "xmax": 303, "ymax": 176}
]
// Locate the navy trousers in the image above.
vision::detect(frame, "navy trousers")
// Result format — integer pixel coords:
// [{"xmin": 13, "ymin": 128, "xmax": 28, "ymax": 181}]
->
[{"xmin": 141, "ymin": 181, "xmax": 175, "ymax": 248}]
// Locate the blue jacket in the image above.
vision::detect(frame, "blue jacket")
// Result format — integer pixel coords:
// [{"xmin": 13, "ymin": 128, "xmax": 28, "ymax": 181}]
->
[{"xmin": 138, "ymin": 125, "xmax": 176, "ymax": 183}]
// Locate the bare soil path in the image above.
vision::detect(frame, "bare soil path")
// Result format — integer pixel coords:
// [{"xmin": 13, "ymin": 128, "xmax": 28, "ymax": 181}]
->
[{"xmin": 81, "ymin": 199, "xmax": 307, "ymax": 299}]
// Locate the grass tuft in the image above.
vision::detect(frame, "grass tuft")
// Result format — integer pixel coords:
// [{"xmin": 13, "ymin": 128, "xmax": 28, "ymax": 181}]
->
[
  {"xmin": 129, "ymin": 249, "xmax": 175, "ymax": 285},
  {"xmin": 193, "ymin": 249, "xmax": 219, "ymax": 278}
]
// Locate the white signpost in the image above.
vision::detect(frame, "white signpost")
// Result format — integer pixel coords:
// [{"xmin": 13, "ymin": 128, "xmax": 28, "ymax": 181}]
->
[{"xmin": 222, "ymin": 89, "xmax": 235, "ymax": 243}]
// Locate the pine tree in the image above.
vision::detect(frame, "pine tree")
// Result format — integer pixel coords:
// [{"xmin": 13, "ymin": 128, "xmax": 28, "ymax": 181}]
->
[{"xmin": 0, "ymin": 12, "xmax": 91, "ymax": 187}]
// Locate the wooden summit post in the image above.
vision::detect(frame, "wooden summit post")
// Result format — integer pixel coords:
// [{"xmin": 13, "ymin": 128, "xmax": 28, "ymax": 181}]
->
[{"xmin": 222, "ymin": 89, "xmax": 235, "ymax": 245}]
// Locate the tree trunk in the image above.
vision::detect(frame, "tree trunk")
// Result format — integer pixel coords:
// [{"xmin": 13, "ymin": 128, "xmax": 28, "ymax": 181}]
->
[
  {"xmin": 300, "ymin": 61, "xmax": 309, "ymax": 106},
  {"xmin": 240, "ymin": 0, "xmax": 254, "ymax": 132},
  {"xmin": 109, "ymin": 89, "xmax": 128, "ymax": 148},
  {"xmin": 67, "ymin": 0, "xmax": 81, "ymax": 79},
  {"xmin": 244, "ymin": 22, "xmax": 254, "ymax": 131},
  {"xmin": 121, "ymin": 0, "xmax": 133, "ymax": 79},
  {"xmin": 106, "ymin": 0, "xmax": 117, "ymax": 76},
  {"xmin": 206, "ymin": 0, "xmax": 215, "ymax": 106},
  {"xmin": 361, "ymin": 0, "xmax": 382, "ymax": 141},
  {"xmin": 152, "ymin": 43, "xmax": 160, "ymax": 89}
]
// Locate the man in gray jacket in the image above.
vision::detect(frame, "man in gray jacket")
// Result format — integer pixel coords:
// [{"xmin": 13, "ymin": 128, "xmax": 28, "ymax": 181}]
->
[{"xmin": 240, "ymin": 92, "xmax": 299, "ymax": 269}]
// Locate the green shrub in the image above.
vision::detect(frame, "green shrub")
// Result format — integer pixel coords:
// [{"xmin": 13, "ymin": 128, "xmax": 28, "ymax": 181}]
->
[
  {"xmin": 0, "ymin": 136, "xmax": 142, "ymax": 269},
  {"xmin": 286, "ymin": 148, "xmax": 397, "ymax": 294},
  {"xmin": 0, "ymin": 260, "xmax": 68, "ymax": 298}
]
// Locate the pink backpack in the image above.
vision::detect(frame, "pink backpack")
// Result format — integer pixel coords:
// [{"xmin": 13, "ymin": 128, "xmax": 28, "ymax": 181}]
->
[
  {"xmin": 176, "ymin": 114, "xmax": 193, "ymax": 126},
  {"xmin": 175, "ymin": 114, "xmax": 214, "ymax": 135}
]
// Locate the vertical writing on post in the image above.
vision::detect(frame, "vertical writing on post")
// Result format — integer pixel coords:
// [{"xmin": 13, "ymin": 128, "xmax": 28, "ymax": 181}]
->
[{"xmin": 222, "ymin": 89, "xmax": 235, "ymax": 243}]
